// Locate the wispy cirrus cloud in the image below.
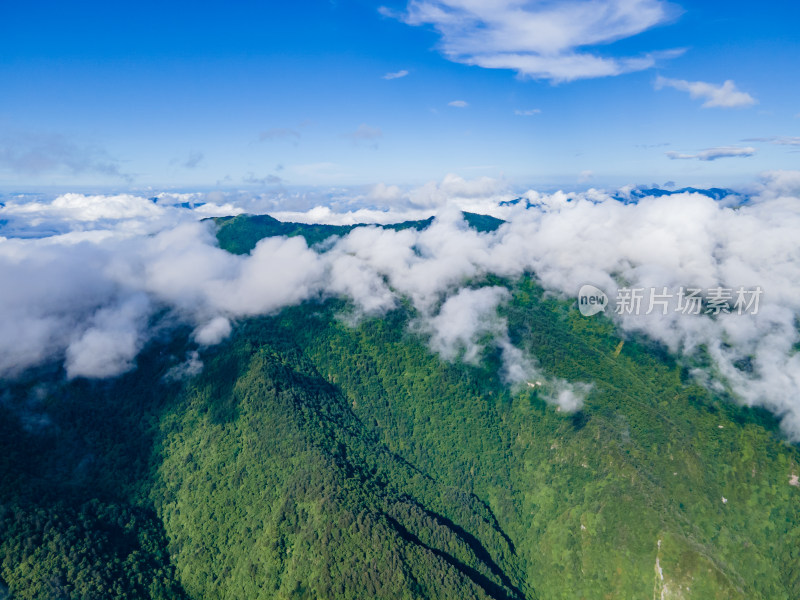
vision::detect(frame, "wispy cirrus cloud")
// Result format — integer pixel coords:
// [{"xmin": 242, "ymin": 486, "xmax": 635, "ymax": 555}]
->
[
  {"xmin": 655, "ymin": 76, "xmax": 757, "ymax": 108},
  {"xmin": 259, "ymin": 128, "xmax": 302, "ymax": 142},
  {"xmin": 448, "ymin": 100, "xmax": 468, "ymax": 108},
  {"xmin": 514, "ymin": 108, "xmax": 541, "ymax": 116},
  {"xmin": 171, "ymin": 151, "xmax": 204, "ymax": 169},
  {"xmin": 666, "ymin": 146, "xmax": 755, "ymax": 161},
  {"xmin": 743, "ymin": 136, "xmax": 800, "ymax": 146},
  {"xmin": 381, "ymin": 0, "xmax": 683, "ymax": 82},
  {"xmin": 344, "ymin": 124, "xmax": 383, "ymax": 148},
  {"xmin": 0, "ymin": 131, "xmax": 131, "ymax": 181},
  {"xmin": 243, "ymin": 173, "xmax": 283, "ymax": 186},
  {"xmin": 382, "ymin": 69, "xmax": 409, "ymax": 80}
]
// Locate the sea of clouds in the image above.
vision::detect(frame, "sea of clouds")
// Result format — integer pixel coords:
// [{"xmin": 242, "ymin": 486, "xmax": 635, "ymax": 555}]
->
[{"xmin": 1, "ymin": 172, "xmax": 799, "ymax": 435}]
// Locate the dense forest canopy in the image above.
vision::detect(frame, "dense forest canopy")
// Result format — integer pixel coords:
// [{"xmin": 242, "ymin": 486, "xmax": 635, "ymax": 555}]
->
[{"xmin": 1, "ymin": 210, "xmax": 799, "ymax": 599}]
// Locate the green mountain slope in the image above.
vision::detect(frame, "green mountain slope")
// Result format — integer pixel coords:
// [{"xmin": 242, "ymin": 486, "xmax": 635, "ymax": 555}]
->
[
  {"xmin": 0, "ymin": 348, "xmax": 191, "ymax": 599},
  {"xmin": 280, "ymin": 282, "xmax": 800, "ymax": 598},
  {"xmin": 1, "ymin": 214, "xmax": 799, "ymax": 599},
  {"xmin": 151, "ymin": 328, "xmax": 527, "ymax": 600},
  {"xmin": 212, "ymin": 211, "xmax": 504, "ymax": 254}
]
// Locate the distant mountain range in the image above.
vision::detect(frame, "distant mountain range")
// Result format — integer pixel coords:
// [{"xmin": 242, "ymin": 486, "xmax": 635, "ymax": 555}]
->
[{"xmin": 500, "ymin": 186, "xmax": 741, "ymax": 208}]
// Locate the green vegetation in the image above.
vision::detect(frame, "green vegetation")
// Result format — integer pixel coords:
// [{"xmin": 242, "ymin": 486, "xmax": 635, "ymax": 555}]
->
[
  {"xmin": 212, "ymin": 211, "xmax": 503, "ymax": 254},
  {"xmin": 151, "ymin": 327, "xmax": 526, "ymax": 600},
  {"xmin": 275, "ymin": 279, "xmax": 800, "ymax": 599},
  {"xmin": 0, "ymin": 343, "xmax": 191, "ymax": 600},
  {"xmin": 213, "ymin": 214, "xmax": 356, "ymax": 254},
  {"xmin": 1, "ymin": 214, "xmax": 798, "ymax": 599}
]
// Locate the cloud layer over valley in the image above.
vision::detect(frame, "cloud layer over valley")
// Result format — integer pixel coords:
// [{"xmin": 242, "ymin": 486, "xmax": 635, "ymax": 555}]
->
[{"xmin": 2, "ymin": 173, "xmax": 800, "ymax": 434}]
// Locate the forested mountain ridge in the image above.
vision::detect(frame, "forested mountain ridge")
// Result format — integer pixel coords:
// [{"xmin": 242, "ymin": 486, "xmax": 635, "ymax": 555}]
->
[
  {"xmin": 212, "ymin": 211, "xmax": 505, "ymax": 255},
  {"xmin": 1, "ymin": 213, "xmax": 798, "ymax": 599}
]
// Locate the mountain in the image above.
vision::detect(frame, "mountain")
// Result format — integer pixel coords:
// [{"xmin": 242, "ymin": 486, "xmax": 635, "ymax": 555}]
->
[
  {"xmin": 212, "ymin": 211, "xmax": 505, "ymax": 255},
  {"xmin": 613, "ymin": 187, "xmax": 740, "ymax": 203},
  {"xmin": 1, "ymin": 213, "xmax": 798, "ymax": 599},
  {"xmin": 500, "ymin": 187, "xmax": 740, "ymax": 209}
]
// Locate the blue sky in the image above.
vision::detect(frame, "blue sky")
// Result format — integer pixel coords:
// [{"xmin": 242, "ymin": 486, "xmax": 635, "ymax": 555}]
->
[{"xmin": 1, "ymin": 0, "xmax": 798, "ymax": 191}]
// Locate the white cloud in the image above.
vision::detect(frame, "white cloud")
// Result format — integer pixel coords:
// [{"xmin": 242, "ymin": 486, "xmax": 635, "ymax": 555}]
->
[
  {"xmin": 192, "ymin": 203, "xmax": 245, "ymax": 218},
  {"xmin": 514, "ymin": 108, "xmax": 541, "ymax": 116},
  {"xmin": 269, "ymin": 205, "xmax": 433, "ymax": 227},
  {"xmin": 0, "ymin": 192, "xmax": 242, "ymax": 237},
  {"xmin": 382, "ymin": 69, "xmax": 409, "ymax": 80},
  {"xmin": 407, "ymin": 174, "xmax": 508, "ymax": 208},
  {"xmin": 383, "ymin": 0, "xmax": 682, "ymax": 82},
  {"xmin": 265, "ymin": 174, "xmax": 508, "ymax": 224},
  {"xmin": 448, "ymin": 100, "xmax": 469, "ymax": 108},
  {"xmin": 4, "ymin": 193, "xmax": 163, "ymax": 222},
  {"xmin": 4, "ymin": 173, "xmax": 800, "ymax": 437},
  {"xmin": 655, "ymin": 76, "xmax": 757, "ymax": 108},
  {"xmin": 422, "ymin": 285, "xmax": 590, "ymax": 410},
  {"xmin": 554, "ymin": 385, "xmax": 591, "ymax": 413},
  {"xmin": 367, "ymin": 182, "xmax": 405, "ymax": 203},
  {"xmin": 666, "ymin": 146, "xmax": 755, "ymax": 161},
  {"xmin": 194, "ymin": 317, "xmax": 232, "ymax": 346},
  {"xmin": 756, "ymin": 170, "xmax": 800, "ymax": 199},
  {"xmin": 268, "ymin": 175, "xmax": 510, "ymax": 225},
  {"xmin": 426, "ymin": 286, "xmax": 509, "ymax": 362},
  {"xmin": 65, "ymin": 294, "xmax": 151, "ymax": 378}
]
